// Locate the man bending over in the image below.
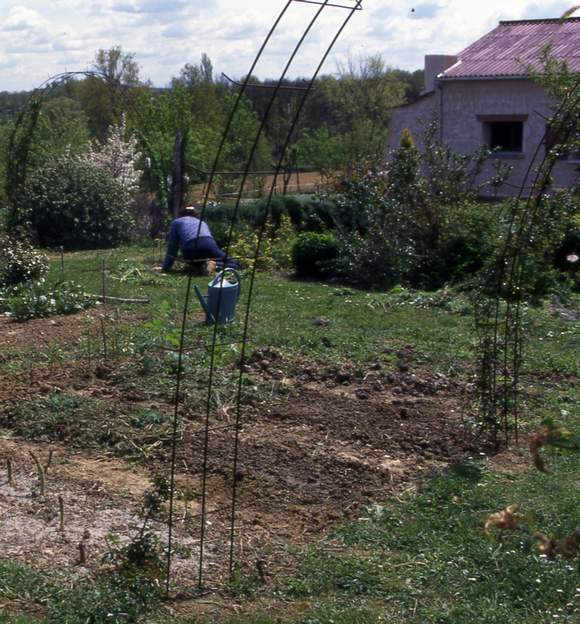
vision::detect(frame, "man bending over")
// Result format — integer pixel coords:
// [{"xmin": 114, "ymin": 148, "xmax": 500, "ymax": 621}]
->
[{"xmin": 161, "ymin": 205, "xmax": 240, "ymax": 272}]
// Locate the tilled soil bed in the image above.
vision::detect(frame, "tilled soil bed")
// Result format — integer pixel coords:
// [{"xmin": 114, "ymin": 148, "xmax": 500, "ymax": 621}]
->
[
  {"xmin": 0, "ymin": 317, "xmax": 490, "ymax": 590},
  {"xmin": 179, "ymin": 367, "xmax": 485, "ymax": 580}
]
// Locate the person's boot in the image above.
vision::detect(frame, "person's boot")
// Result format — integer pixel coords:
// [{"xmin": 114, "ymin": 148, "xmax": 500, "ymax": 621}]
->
[{"xmin": 203, "ymin": 260, "xmax": 217, "ymax": 276}]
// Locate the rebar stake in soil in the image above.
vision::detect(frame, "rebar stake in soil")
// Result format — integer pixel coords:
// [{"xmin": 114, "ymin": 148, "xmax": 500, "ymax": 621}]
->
[{"xmin": 29, "ymin": 451, "xmax": 45, "ymax": 496}]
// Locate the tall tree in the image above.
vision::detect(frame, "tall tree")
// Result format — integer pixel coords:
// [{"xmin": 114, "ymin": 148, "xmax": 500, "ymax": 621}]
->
[
  {"xmin": 327, "ymin": 54, "xmax": 406, "ymax": 165},
  {"xmin": 75, "ymin": 47, "xmax": 144, "ymax": 138}
]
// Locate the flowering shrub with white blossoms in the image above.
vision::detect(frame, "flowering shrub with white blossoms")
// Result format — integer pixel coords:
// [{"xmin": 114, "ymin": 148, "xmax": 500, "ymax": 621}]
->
[
  {"xmin": 0, "ymin": 234, "xmax": 48, "ymax": 288},
  {"xmin": 81, "ymin": 115, "xmax": 142, "ymax": 196},
  {"xmin": 1, "ymin": 279, "xmax": 92, "ymax": 321},
  {"xmin": 23, "ymin": 156, "xmax": 134, "ymax": 249}
]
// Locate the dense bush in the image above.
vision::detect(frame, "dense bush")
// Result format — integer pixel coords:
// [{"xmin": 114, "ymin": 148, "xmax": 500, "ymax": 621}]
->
[
  {"xmin": 0, "ymin": 234, "xmax": 48, "ymax": 287},
  {"xmin": 292, "ymin": 232, "xmax": 339, "ymax": 276},
  {"xmin": 1, "ymin": 280, "xmax": 92, "ymax": 321},
  {"xmin": 326, "ymin": 123, "xmax": 512, "ymax": 288},
  {"xmin": 228, "ymin": 215, "xmax": 297, "ymax": 272},
  {"xmin": 20, "ymin": 157, "xmax": 133, "ymax": 249}
]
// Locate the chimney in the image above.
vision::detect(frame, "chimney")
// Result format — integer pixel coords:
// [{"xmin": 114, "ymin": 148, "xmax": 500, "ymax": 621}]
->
[{"xmin": 424, "ymin": 54, "xmax": 458, "ymax": 92}]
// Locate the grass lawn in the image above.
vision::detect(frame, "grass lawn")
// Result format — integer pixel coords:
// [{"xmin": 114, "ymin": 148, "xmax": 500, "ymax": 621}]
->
[{"xmin": 0, "ymin": 244, "xmax": 578, "ymax": 623}]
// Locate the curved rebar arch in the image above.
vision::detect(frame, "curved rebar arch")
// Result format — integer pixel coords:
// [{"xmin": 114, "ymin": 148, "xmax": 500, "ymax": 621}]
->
[
  {"xmin": 474, "ymin": 74, "xmax": 580, "ymax": 446},
  {"xmin": 164, "ymin": 0, "xmax": 365, "ymax": 592}
]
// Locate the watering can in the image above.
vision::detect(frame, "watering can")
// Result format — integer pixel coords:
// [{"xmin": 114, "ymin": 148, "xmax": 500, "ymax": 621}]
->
[{"xmin": 193, "ymin": 269, "xmax": 241, "ymax": 325}]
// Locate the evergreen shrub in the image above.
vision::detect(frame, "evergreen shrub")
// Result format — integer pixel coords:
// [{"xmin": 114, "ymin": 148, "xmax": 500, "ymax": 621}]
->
[
  {"xmin": 22, "ymin": 157, "xmax": 133, "ymax": 249},
  {"xmin": 292, "ymin": 232, "xmax": 339, "ymax": 276}
]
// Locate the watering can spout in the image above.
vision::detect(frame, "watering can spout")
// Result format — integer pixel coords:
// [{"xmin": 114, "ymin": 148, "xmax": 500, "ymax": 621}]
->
[{"xmin": 194, "ymin": 284, "xmax": 214, "ymax": 324}]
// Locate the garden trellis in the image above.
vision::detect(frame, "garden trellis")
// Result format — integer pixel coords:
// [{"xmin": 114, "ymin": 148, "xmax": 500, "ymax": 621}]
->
[
  {"xmin": 473, "ymin": 69, "xmax": 580, "ymax": 446},
  {"xmin": 167, "ymin": 0, "xmax": 364, "ymax": 591}
]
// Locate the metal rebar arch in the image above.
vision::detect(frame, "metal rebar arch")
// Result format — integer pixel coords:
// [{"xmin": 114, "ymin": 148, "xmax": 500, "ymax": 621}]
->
[
  {"xmin": 195, "ymin": 0, "xmax": 336, "ymax": 588},
  {"xmin": 165, "ymin": 0, "xmax": 296, "ymax": 592}
]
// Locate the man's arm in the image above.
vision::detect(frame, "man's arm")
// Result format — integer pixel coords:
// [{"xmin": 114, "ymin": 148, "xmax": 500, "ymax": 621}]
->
[{"xmin": 162, "ymin": 222, "xmax": 179, "ymax": 272}]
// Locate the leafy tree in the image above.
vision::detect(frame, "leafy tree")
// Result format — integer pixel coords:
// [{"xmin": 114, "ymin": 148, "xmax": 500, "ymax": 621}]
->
[
  {"xmin": 29, "ymin": 96, "xmax": 90, "ymax": 164},
  {"xmin": 75, "ymin": 47, "xmax": 144, "ymax": 138},
  {"xmin": 293, "ymin": 127, "xmax": 347, "ymax": 172},
  {"xmin": 173, "ymin": 54, "xmax": 222, "ymax": 128},
  {"xmin": 319, "ymin": 55, "xmax": 406, "ymax": 166},
  {"xmin": 0, "ymin": 119, "xmax": 14, "ymax": 218}
]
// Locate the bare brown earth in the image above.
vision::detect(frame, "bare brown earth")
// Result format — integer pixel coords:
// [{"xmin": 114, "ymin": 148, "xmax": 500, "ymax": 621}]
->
[
  {"xmin": 0, "ymin": 313, "xmax": 490, "ymax": 595},
  {"xmin": 0, "ymin": 312, "xmax": 91, "ymax": 351},
  {"xmin": 190, "ymin": 171, "xmax": 335, "ymax": 201}
]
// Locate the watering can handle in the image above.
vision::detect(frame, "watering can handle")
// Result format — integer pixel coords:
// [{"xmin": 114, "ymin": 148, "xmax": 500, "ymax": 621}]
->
[{"xmin": 211, "ymin": 268, "xmax": 241, "ymax": 300}]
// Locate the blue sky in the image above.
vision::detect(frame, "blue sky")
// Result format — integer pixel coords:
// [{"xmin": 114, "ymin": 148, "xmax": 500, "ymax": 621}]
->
[{"xmin": 0, "ymin": 0, "xmax": 576, "ymax": 91}]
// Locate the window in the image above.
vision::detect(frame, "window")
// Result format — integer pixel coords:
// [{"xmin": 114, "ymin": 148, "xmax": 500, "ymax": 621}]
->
[
  {"xmin": 488, "ymin": 122, "xmax": 523, "ymax": 152},
  {"xmin": 477, "ymin": 115, "xmax": 527, "ymax": 155}
]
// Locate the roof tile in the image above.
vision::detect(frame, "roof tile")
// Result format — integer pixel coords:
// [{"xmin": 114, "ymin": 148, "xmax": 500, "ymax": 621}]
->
[{"xmin": 441, "ymin": 18, "xmax": 580, "ymax": 80}]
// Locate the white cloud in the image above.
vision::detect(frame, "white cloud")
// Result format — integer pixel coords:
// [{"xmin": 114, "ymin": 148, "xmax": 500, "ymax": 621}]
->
[
  {"xmin": 107, "ymin": 0, "xmax": 191, "ymax": 13},
  {"xmin": 2, "ymin": 6, "xmax": 46, "ymax": 32},
  {"xmin": 0, "ymin": 0, "xmax": 575, "ymax": 91}
]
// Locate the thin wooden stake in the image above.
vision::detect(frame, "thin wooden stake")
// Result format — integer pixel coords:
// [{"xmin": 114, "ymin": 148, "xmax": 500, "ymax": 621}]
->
[
  {"xmin": 7, "ymin": 459, "xmax": 13, "ymax": 486},
  {"xmin": 101, "ymin": 258, "xmax": 106, "ymax": 303},
  {"xmin": 29, "ymin": 451, "xmax": 45, "ymax": 495},
  {"xmin": 100, "ymin": 318, "xmax": 108, "ymax": 360},
  {"xmin": 78, "ymin": 542, "xmax": 87, "ymax": 566},
  {"xmin": 87, "ymin": 336, "xmax": 92, "ymax": 374},
  {"xmin": 113, "ymin": 308, "xmax": 120, "ymax": 357},
  {"xmin": 58, "ymin": 496, "xmax": 65, "ymax": 531},
  {"xmin": 44, "ymin": 450, "xmax": 53, "ymax": 473}
]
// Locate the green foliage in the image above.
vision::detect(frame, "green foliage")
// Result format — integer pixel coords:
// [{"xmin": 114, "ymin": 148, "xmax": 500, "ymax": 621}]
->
[
  {"xmin": 293, "ymin": 127, "xmax": 350, "ymax": 172},
  {"xmin": 5, "ymin": 96, "xmax": 43, "ymax": 211},
  {"xmin": 0, "ymin": 234, "xmax": 48, "ymax": 287},
  {"xmin": 0, "ymin": 390, "xmax": 175, "ymax": 460},
  {"xmin": 46, "ymin": 573, "xmax": 161, "ymax": 624},
  {"xmin": 0, "ymin": 555, "xmax": 161, "ymax": 624},
  {"xmin": 20, "ymin": 156, "xmax": 133, "ymax": 249},
  {"xmin": 228, "ymin": 215, "xmax": 296, "ymax": 272},
  {"xmin": 271, "ymin": 214, "xmax": 297, "ymax": 270},
  {"xmin": 209, "ymin": 195, "xmax": 343, "ymax": 238},
  {"xmin": 1, "ymin": 280, "xmax": 91, "ymax": 321},
  {"xmin": 292, "ymin": 232, "xmax": 340, "ymax": 277},
  {"xmin": 298, "ymin": 603, "xmax": 381, "ymax": 624},
  {"xmin": 29, "ymin": 96, "xmax": 90, "ymax": 165},
  {"xmin": 104, "ymin": 531, "xmax": 165, "ymax": 582},
  {"xmin": 399, "ymin": 127, "xmax": 415, "ymax": 149},
  {"xmin": 330, "ymin": 122, "xmax": 512, "ymax": 288},
  {"xmin": 0, "ymin": 119, "xmax": 15, "ymax": 212},
  {"xmin": 0, "ymin": 392, "xmax": 107, "ymax": 443},
  {"xmin": 309, "ymin": 55, "xmax": 407, "ymax": 167},
  {"xmin": 287, "ymin": 550, "xmax": 389, "ymax": 598},
  {"xmin": 78, "ymin": 46, "xmax": 143, "ymax": 138}
]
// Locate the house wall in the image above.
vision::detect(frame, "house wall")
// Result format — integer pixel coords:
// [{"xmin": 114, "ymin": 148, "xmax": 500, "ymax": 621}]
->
[
  {"xmin": 386, "ymin": 92, "xmax": 437, "ymax": 153},
  {"xmin": 387, "ymin": 79, "xmax": 579, "ymax": 196}
]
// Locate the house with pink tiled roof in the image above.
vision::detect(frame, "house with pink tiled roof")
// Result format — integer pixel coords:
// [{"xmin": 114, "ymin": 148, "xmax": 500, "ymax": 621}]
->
[{"xmin": 386, "ymin": 17, "xmax": 580, "ymax": 196}]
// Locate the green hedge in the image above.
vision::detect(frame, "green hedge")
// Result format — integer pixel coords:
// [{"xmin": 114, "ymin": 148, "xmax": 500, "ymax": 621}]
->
[{"xmin": 292, "ymin": 232, "xmax": 340, "ymax": 277}]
